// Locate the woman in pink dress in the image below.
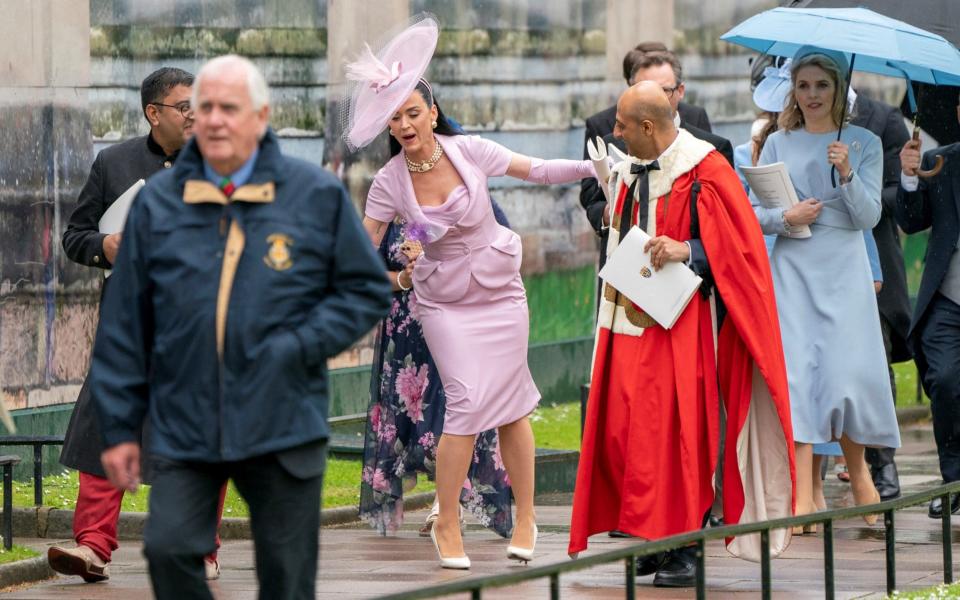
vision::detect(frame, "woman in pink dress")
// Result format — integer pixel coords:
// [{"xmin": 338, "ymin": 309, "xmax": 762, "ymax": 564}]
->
[{"xmin": 343, "ymin": 17, "xmax": 596, "ymax": 570}]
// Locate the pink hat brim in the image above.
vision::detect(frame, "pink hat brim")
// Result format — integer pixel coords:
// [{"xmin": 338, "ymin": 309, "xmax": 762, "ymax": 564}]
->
[{"xmin": 346, "ymin": 19, "xmax": 439, "ymax": 149}]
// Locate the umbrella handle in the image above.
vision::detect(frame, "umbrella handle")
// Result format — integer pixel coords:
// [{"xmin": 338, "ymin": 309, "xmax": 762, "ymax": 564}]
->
[
  {"xmin": 831, "ymin": 53, "xmax": 857, "ymax": 188},
  {"xmin": 912, "ymin": 127, "xmax": 946, "ymax": 178}
]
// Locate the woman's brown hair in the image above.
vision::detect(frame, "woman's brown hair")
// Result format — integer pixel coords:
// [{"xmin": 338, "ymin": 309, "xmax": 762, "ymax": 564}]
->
[{"xmin": 752, "ymin": 112, "xmax": 780, "ymax": 165}]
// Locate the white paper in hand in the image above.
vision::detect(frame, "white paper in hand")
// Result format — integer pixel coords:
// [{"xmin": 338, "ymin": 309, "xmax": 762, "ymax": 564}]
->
[
  {"xmin": 586, "ymin": 136, "xmax": 612, "ymax": 203},
  {"xmin": 98, "ymin": 179, "xmax": 145, "ymax": 235},
  {"xmin": 740, "ymin": 162, "xmax": 811, "ymax": 239},
  {"xmin": 598, "ymin": 227, "xmax": 703, "ymax": 329}
]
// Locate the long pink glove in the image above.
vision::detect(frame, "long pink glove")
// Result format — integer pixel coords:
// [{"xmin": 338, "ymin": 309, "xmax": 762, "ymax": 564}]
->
[{"xmin": 525, "ymin": 158, "xmax": 597, "ymax": 185}]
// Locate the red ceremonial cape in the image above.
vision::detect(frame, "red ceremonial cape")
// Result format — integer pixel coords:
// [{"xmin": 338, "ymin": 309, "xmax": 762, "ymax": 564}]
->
[{"xmin": 568, "ymin": 147, "xmax": 795, "ymax": 560}]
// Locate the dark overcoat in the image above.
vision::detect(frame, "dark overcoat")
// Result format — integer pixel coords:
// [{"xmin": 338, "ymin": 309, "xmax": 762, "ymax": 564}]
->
[
  {"xmin": 59, "ymin": 134, "xmax": 178, "ymax": 477},
  {"xmin": 896, "ymin": 142, "xmax": 960, "ymax": 369},
  {"xmin": 852, "ymin": 96, "xmax": 913, "ymax": 362}
]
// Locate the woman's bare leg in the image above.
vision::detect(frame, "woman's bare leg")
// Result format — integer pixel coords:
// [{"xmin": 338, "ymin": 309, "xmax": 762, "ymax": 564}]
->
[
  {"xmin": 433, "ymin": 433, "xmax": 475, "ymax": 557},
  {"xmin": 497, "ymin": 416, "xmax": 537, "ymax": 549},
  {"xmin": 794, "ymin": 443, "xmax": 815, "ymax": 515},
  {"xmin": 812, "ymin": 454, "xmax": 827, "ymax": 511},
  {"xmin": 839, "ymin": 434, "xmax": 881, "ymax": 524}
]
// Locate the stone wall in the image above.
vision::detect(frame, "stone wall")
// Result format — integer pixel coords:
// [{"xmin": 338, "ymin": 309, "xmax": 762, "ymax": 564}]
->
[{"xmin": 0, "ymin": 0, "xmax": 94, "ymax": 413}]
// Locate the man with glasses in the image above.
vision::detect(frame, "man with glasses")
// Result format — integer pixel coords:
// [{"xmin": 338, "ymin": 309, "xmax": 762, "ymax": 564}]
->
[
  {"xmin": 53, "ymin": 67, "xmax": 224, "ymax": 583},
  {"xmin": 629, "ymin": 52, "xmax": 733, "ymax": 167}
]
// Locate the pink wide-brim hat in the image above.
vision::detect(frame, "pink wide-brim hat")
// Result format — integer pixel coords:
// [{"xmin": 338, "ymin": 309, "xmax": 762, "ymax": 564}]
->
[{"xmin": 343, "ymin": 16, "xmax": 440, "ymax": 151}]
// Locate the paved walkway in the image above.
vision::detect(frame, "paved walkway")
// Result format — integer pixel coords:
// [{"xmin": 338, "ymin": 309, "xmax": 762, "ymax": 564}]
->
[{"xmin": 3, "ymin": 426, "xmax": 956, "ymax": 599}]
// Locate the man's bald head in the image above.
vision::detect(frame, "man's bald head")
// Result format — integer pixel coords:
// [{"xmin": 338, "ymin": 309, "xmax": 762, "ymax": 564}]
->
[
  {"xmin": 621, "ymin": 81, "xmax": 674, "ymax": 127},
  {"xmin": 613, "ymin": 81, "xmax": 678, "ymax": 159}
]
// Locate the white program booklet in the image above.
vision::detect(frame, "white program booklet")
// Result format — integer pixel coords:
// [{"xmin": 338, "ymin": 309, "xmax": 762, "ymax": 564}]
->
[
  {"xmin": 598, "ymin": 226, "xmax": 703, "ymax": 329},
  {"xmin": 586, "ymin": 136, "xmax": 612, "ymax": 203},
  {"xmin": 98, "ymin": 179, "xmax": 145, "ymax": 278},
  {"xmin": 739, "ymin": 162, "xmax": 811, "ymax": 239},
  {"xmin": 98, "ymin": 179, "xmax": 145, "ymax": 235}
]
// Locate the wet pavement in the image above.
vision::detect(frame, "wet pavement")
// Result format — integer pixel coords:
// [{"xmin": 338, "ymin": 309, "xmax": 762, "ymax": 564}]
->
[{"xmin": 3, "ymin": 426, "xmax": 956, "ymax": 599}]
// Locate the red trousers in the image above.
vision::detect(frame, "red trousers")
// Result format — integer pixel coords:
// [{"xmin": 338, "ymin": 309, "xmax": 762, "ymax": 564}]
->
[{"xmin": 75, "ymin": 471, "xmax": 228, "ymax": 563}]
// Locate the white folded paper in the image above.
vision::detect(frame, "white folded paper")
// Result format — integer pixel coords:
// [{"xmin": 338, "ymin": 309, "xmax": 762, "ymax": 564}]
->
[
  {"xmin": 586, "ymin": 136, "xmax": 612, "ymax": 203},
  {"xmin": 599, "ymin": 226, "xmax": 703, "ymax": 329},
  {"xmin": 98, "ymin": 179, "xmax": 145, "ymax": 235},
  {"xmin": 739, "ymin": 162, "xmax": 811, "ymax": 239}
]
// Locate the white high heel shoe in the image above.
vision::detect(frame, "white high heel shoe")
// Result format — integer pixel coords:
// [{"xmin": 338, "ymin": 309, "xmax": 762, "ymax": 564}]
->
[
  {"xmin": 430, "ymin": 526, "xmax": 470, "ymax": 570},
  {"xmin": 507, "ymin": 523, "xmax": 538, "ymax": 564}
]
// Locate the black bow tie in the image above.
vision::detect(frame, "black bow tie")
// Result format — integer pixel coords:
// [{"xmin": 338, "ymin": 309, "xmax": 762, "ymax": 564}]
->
[
  {"xmin": 618, "ymin": 160, "xmax": 660, "ymax": 240},
  {"xmin": 629, "ymin": 160, "xmax": 660, "ymax": 176}
]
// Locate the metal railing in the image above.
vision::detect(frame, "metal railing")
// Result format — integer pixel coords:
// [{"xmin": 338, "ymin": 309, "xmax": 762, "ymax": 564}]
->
[
  {"xmin": 0, "ymin": 455, "xmax": 21, "ymax": 550},
  {"xmin": 378, "ymin": 481, "xmax": 960, "ymax": 600},
  {"xmin": 0, "ymin": 436, "xmax": 64, "ymax": 506}
]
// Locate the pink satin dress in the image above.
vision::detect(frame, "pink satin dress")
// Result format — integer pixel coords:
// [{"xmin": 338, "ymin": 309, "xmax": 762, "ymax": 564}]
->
[{"xmin": 365, "ymin": 135, "xmax": 540, "ymax": 434}]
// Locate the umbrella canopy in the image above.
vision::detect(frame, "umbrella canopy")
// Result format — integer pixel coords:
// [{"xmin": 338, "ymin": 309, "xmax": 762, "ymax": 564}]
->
[
  {"xmin": 721, "ymin": 7, "xmax": 960, "ymax": 87},
  {"xmin": 784, "ymin": 0, "xmax": 960, "ymax": 145},
  {"xmin": 785, "ymin": 0, "xmax": 960, "ymax": 49}
]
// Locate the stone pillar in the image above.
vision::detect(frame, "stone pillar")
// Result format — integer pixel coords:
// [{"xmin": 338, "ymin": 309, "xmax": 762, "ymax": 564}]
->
[
  {"xmin": 605, "ymin": 0, "xmax": 675, "ymax": 82},
  {"xmin": 0, "ymin": 0, "xmax": 94, "ymax": 413},
  {"xmin": 324, "ymin": 0, "xmax": 410, "ymax": 212}
]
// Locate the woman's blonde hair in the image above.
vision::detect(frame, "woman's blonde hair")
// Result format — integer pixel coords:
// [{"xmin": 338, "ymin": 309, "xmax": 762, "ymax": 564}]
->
[{"xmin": 777, "ymin": 53, "xmax": 851, "ymax": 131}]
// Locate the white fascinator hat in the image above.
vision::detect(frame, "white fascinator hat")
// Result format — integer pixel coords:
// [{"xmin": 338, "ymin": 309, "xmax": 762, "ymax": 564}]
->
[
  {"xmin": 753, "ymin": 56, "xmax": 857, "ymax": 114},
  {"xmin": 341, "ymin": 15, "xmax": 440, "ymax": 152}
]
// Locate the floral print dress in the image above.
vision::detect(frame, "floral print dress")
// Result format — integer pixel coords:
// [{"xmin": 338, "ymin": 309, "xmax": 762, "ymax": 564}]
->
[{"xmin": 359, "ymin": 217, "xmax": 514, "ymax": 538}]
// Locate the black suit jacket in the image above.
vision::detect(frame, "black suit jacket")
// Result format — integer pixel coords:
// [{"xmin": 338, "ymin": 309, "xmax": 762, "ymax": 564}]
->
[
  {"xmin": 59, "ymin": 133, "xmax": 177, "ymax": 478},
  {"xmin": 851, "ymin": 96, "xmax": 913, "ymax": 362},
  {"xmin": 62, "ymin": 134, "xmax": 177, "ymax": 270},
  {"xmin": 895, "ymin": 142, "xmax": 960, "ymax": 354}
]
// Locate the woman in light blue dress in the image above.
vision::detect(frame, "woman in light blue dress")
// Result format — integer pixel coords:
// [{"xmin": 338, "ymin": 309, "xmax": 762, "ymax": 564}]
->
[{"xmin": 750, "ymin": 46, "xmax": 901, "ymax": 526}]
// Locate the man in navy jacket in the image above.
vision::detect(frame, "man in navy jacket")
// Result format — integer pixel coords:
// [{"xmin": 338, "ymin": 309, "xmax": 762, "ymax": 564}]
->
[
  {"xmin": 897, "ymin": 94, "xmax": 960, "ymax": 519},
  {"xmin": 91, "ymin": 55, "xmax": 390, "ymax": 599}
]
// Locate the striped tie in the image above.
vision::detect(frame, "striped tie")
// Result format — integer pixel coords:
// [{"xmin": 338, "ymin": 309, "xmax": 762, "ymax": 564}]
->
[{"xmin": 219, "ymin": 176, "xmax": 235, "ymax": 197}]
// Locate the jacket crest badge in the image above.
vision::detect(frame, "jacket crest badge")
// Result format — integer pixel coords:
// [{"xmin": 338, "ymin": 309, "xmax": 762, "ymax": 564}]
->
[{"xmin": 264, "ymin": 233, "xmax": 294, "ymax": 271}]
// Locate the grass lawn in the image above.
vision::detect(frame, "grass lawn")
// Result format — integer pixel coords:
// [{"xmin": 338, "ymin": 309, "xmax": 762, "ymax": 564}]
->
[
  {"xmin": 14, "ymin": 404, "xmax": 581, "ymax": 516},
  {"xmin": 14, "ymin": 459, "xmax": 435, "ymax": 518},
  {"xmin": 0, "ymin": 545, "xmax": 39, "ymax": 565},
  {"xmin": 893, "ymin": 361, "xmax": 928, "ymax": 407},
  {"xmin": 14, "ymin": 459, "xmax": 441, "ymax": 518},
  {"xmin": 888, "ymin": 583, "xmax": 960, "ymax": 599},
  {"xmin": 530, "ymin": 402, "xmax": 581, "ymax": 451}
]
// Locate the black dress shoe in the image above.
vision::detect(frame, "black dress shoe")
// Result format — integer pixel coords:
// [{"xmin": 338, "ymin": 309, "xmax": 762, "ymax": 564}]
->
[
  {"xmin": 928, "ymin": 494, "xmax": 960, "ymax": 519},
  {"xmin": 708, "ymin": 515, "xmax": 724, "ymax": 527},
  {"xmin": 653, "ymin": 546, "xmax": 697, "ymax": 588},
  {"xmin": 872, "ymin": 462, "xmax": 901, "ymax": 501},
  {"xmin": 635, "ymin": 552, "xmax": 666, "ymax": 576},
  {"xmin": 608, "ymin": 530, "xmax": 633, "ymax": 538}
]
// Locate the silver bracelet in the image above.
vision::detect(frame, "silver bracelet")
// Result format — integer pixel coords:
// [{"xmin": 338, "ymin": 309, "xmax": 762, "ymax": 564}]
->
[
  {"xmin": 396, "ymin": 270, "xmax": 411, "ymax": 291},
  {"xmin": 781, "ymin": 210, "xmax": 793, "ymax": 233}
]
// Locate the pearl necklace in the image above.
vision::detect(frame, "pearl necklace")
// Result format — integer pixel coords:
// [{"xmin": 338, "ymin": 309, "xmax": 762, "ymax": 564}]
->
[{"xmin": 405, "ymin": 139, "xmax": 444, "ymax": 173}]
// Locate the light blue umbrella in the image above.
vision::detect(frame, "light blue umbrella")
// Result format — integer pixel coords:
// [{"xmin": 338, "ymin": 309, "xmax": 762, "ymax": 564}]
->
[
  {"xmin": 722, "ymin": 6, "xmax": 960, "ymax": 107},
  {"xmin": 722, "ymin": 6, "xmax": 960, "ymax": 182}
]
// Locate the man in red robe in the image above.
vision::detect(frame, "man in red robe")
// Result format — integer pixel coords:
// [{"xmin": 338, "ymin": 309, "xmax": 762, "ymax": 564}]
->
[{"xmin": 569, "ymin": 82, "xmax": 796, "ymax": 587}]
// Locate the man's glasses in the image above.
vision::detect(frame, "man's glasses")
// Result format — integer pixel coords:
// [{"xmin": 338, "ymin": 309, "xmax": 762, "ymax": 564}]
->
[
  {"xmin": 152, "ymin": 102, "xmax": 194, "ymax": 118},
  {"xmin": 661, "ymin": 85, "xmax": 680, "ymax": 99}
]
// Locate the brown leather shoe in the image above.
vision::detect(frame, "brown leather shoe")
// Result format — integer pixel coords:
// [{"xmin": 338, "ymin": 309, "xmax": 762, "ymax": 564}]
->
[{"xmin": 47, "ymin": 545, "xmax": 110, "ymax": 583}]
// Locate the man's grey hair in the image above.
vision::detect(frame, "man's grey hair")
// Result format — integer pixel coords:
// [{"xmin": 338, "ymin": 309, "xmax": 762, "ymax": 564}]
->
[{"xmin": 192, "ymin": 54, "xmax": 271, "ymax": 111}]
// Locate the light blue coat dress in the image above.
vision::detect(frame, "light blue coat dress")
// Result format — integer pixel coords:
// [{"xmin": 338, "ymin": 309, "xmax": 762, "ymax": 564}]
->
[{"xmin": 750, "ymin": 126, "xmax": 901, "ymax": 449}]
